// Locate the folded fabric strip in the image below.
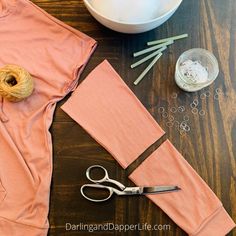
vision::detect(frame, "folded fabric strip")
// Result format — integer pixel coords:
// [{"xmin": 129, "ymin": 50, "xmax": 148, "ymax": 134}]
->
[
  {"xmin": 129, "ymin": 140, "xmax": 235, "ymax": 236},
  {"xmin": 61, "ymin": 60, "xmax": 165, "ymax": 168},
  {"xmin": 61, "ymin": 61, "xmax": 235, "ymax": 234}
]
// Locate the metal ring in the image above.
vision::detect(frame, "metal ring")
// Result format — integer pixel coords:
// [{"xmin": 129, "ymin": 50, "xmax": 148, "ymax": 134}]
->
[
  {"xmin": 205, "ymin": 91, "xmax": 211, "ymax": 97},
  {"xmin": 168, "ymin": 115, "xmax": 175, "ymax": 122},
  {"xmin": 183, "ymin": 125, "xmax": 191, "ymax": 132},
  {"xmin": 166, "ymin": 121, "xmax": 174, "ymax": 128},
  {"xmin": 199, "ymin": 110, "xmax": 206, "ymax": 116},
  {"xmin": 190, "ymin": 103, "xmax": 196, "ymax": 109},
  {"xmin": 180, "ymin": 121, "xmax": 187, "ymax": 126},
  {"xmin": 179, "ymin": 129, "xmax": 187, "ymax": 136},
  {"xmin": 170, "ymin": 107, "xmax": 177, "ymax": 113},
  {"xmin": 215, "ymin": 88, "xmax": 222, "ymax": 94},
  {"xmin": 180, "ymin": 125, "xmax": 186, "ymax": 130},
  {"xmin": 193, "ymin": 99, "xmax": 199, "ymax": 106},
  {"xmin": 214, "ymin": 94, "xmax": 219, "ymax": 100},
  {"xmin": 192, "ymin": 108, "xmax": 198, "ymax": 114},
  {"xmin": 158, "ymin": 107, "xmax": 165, "ymax": 113},
  {"xmin": 200, "ymin": 93, "xmax": 206, "ymax": 99},
  {"xmin": 162, "ymin": 112, "xmax": 168, "ymax": 118},
  {"xmin": 183, "ymin": 115, "xmax": 189, "ymax": 121}
]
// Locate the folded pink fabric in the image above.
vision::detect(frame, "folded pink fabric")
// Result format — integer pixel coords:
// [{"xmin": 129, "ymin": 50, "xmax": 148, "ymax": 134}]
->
[
  {"xmin": 129, "ymin": 140, "xmax": 235, "ymax": 235},
  {"xmin": 61, "ymin": 60, "xmax": 165, "ymax": 168}
]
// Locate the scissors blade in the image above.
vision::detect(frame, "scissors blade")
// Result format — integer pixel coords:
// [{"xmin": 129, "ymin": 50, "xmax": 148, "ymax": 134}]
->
[{"xmin": 142, "ymin": 186, "xmax": 181, "ymax": 194}]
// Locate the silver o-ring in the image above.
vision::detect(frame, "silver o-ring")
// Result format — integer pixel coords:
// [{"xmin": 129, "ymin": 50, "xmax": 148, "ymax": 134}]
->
[
  {"xmin": 215, "ymin": 88, "xmax": 222, "ymax": 94},
  {"xmin": 184, "ymin": 125, "xmax": 191, "ymax": 132},
  {"xmin": 168, "ymin": 115, "xmax": 175, "ymax": 122},
  {"xmin": 205, "ymin": 91, "xmax": 211, "ymax": 97},
  {"xmin": 180, "ymin": 122, "xmax": 187, "ymax": 130},
  {"xmin": 183, "ymin": 115, "xmax": 189, "ymax": 121},
  {"xmin": 193, "ymin": 99, "xmax": 199, "ymax": 106},
  {"xmin": 178, "ymin": 107, "xmax": 184, "ymax": 113},
  {"xmin": 166, "ymin": 121, "xmax": 174, "ymax": 128},
  {"xmin": 214, "ymin": 94, "xmax": 219, "ymax": 100},
  {"xmin": 200, "ymin": 93, "xmax": 206, "ymax": 99},
  {"xmin": 162, "ymin": 112, "xmax": 168, "ymax": 118},
  {"xmin": 199, "ymin": 110, "xmax": 206, "ymax": 116},
  {"xmin": 170, "ymin": 107, "xmax": 177, "ymax": 113},
  {"xmin": 192, "ymin": 108, "xmax": 198, "ymax": 114},
  {"xmin": 190, "ymin": 103, "xmax": 196, "ymax": 109},
  {"xmin": 179, "ymin": 129, "xmax": 186, "ymax": 136},
  {"xmin": 158, "ymin": 107, "xmax": 165, "ymax": 113}
]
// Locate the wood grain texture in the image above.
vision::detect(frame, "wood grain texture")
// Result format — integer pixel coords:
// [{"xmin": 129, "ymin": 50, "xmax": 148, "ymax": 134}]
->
[{"xmin": 31, "ymin": 0, "xmax": 236, "ymax": 235}]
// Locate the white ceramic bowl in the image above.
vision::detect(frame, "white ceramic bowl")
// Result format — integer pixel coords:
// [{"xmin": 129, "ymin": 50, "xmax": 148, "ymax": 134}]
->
[{"xmin": 83, "ymin": 0, "xmax": 182, "ymax": 34}]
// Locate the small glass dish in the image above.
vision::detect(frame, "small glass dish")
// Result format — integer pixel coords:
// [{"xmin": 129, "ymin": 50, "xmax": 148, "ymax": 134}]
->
[{"xmin": 175, "ymin": 48, "xmax": 219, "ymax": 92}]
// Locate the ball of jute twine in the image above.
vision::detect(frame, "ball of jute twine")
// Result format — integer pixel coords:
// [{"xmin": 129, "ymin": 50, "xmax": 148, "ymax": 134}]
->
[{"xmin": 0, "ymin": 65, "xmax": 34, "ymax": 102}]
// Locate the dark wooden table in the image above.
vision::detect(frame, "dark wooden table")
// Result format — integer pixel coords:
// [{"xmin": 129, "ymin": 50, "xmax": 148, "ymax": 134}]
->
[{"xmin": 32, "ymin": 0, "xmax": 236, "ymax": 235}]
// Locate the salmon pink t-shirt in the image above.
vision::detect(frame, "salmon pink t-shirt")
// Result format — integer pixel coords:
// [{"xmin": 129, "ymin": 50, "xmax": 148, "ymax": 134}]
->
[{"xmin": 0, "ymin": 0, "xmax": 96, "ymax": 235}]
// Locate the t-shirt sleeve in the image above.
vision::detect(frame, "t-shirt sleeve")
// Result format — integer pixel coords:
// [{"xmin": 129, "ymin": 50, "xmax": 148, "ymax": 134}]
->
[{"xmin": 22, "ymin": 0, "xmax": 97, "ymax": 94}]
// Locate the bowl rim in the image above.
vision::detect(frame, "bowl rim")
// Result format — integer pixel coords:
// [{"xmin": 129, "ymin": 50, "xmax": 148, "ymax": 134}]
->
[{"xmin": 83, "ymin": 0, "xmax": 183, "ymax": 25}]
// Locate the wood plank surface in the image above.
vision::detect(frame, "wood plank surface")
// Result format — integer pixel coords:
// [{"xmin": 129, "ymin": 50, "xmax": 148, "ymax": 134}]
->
[{"xmin": 30, "ymin": 0, "xmax": 236, "ymax": 235}]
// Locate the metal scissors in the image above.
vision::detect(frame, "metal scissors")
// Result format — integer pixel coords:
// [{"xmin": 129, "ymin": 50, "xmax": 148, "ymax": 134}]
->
[{"xmin": 80, "ymin": 165, "xmax": 181, "ymax": 202}]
